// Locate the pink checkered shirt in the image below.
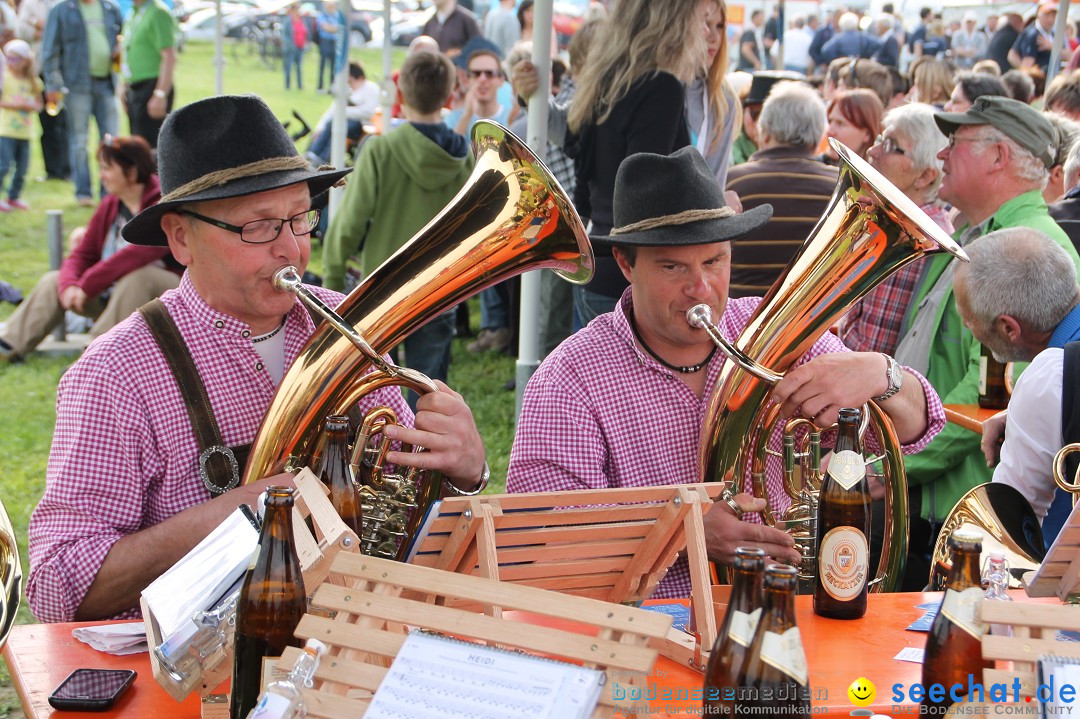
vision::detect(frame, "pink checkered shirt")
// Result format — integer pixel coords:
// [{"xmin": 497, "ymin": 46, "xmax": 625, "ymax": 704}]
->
[
  {"xmin": 506, "ymin": 289, "xmax": 945, "ymax": 599},
  {"xmin": 27, "ymin": 273, "xmax": 412, "ymax": 623},
  {"xmin": 839, "ymin": 203, "xmax": 954, "ymax": 354}
]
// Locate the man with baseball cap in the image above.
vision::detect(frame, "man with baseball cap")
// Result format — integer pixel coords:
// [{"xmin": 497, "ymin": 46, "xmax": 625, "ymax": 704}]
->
[
  {"xmin": 891, "ymin": 95, "xmax": 1080, "ymax": 590},
  {"xmin": 27, "ymin": 95, "xmax": 487, "ymax": 623},
  {"xmin": 507, "ymin": 146, "xmax": 945, "ymax": 598}
]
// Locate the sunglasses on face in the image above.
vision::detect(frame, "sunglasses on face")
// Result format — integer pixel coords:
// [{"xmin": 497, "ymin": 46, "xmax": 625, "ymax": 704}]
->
[{"xmin": 469, "ymin": 69, "xmax": 499, "ymax": 79}]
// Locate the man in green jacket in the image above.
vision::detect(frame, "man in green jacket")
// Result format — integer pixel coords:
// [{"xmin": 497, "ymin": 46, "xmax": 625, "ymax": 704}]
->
[
  {"xmin": 892, "ymin": 96, "xmax": 1080, "ymax": 589},
  {"xmin": 324, "ymin": 50, "xmax": 474, "ymax": 397}
]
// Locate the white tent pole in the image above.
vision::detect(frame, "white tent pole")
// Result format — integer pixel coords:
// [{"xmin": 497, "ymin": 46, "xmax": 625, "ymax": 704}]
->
[
  {"xmin": 382, "ymin": 0, "xmax": 392, "ymax": 99},
  {"xmin": 214, "ymin": 0, "xmax": 223, "ymax": 94},
  {"xmin": 515, "ymin": 0, "xmax": 553, "ymax": 417},
  {"xmin": 328, "ymin": 5, "xmax": 351, "ymax": 219},
  {"xmin": 1048, "ymin": 0, "xmax": 1072, "ymax": 89}
]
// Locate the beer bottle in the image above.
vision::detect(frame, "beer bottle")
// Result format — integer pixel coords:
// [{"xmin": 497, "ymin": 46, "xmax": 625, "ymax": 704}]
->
[
  {"xmin": 920, "ymin": 528, "xmax": 990, "ymax": 714},
  {"xmin": 231, "ymin": 487, "xmax": 307, "ymax": 719},
  {"xmin": 738, "ymin": 564, "xmax": 811, "ymax": 716},
  {"xmin": 702, "ymin": 547, "xmax": 766, "ymax": 715},
  {"xmin": 246, "ymin": 637, "xmax": 326, "ymax": 719},
  {"xmin": 813, "ymin": 407, "xmax": 870, "ymax": 619},
  {"xmin": 978, "ymin": 344, "xmax": 1010, "ymax": 410},
  {"xmin": 314, "ymin": 416, "xmax": 364, "ymax": 537}
]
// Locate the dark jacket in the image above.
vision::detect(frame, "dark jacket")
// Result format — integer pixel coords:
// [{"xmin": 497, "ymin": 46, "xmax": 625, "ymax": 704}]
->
[
  {"xmin": 821, "ymin": 30, "xmax": 882, "ymax": 64},
  {"xmin": 567, "ymin": 71, "xmax": 691, "ymax": 298},
  {"xmin": 1050, "ymin": 188, "xmax": 1080, "ymax": 257},
  {"xmin": 725, "ymin": 145, "xmax": 838, "ymax": 297},
  {"xmin": 421, "ymin": 5, "xmax": 480, "ymax": 53},
  {"xmin": 987, "ymin": 25, "xmax": 1020, "ymax": 73},
  {"xmin": 58, "ymin": 176, "xmax": 178, "ymax": 298},
  {"xmin": 41, "ymin": 0, "xmax": 123, "ymax": 94}
]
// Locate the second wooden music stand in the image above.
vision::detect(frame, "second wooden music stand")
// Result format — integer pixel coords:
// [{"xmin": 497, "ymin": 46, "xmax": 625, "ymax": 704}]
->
[{"xmin": 408, "ymin": 483, "xmax": 724, "ymax": 668}]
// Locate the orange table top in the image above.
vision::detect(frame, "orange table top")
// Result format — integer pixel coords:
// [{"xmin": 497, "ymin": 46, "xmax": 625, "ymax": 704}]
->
[
  {"xmin": 1, "ymin": 592, "xmax": 1033, "ymax": 718},
  {"xmin": 944, "ymin": 403, "xmax": 1003, "ymax": 435},
  {"xmin": 2, "ymin": 621, "xmax": 203, "ymax": 719}
]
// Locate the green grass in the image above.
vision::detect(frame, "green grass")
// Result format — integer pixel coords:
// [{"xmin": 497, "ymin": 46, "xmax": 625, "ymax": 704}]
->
[{"xmin": 0, "ymin": 39, "xmax": 516, "ymax": 714}]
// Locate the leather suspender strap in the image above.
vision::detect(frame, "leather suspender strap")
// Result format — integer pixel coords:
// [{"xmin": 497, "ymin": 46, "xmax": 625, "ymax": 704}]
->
[{"xmin": 138, "ymin": 299, "xmax": 243, "ymax": 495}]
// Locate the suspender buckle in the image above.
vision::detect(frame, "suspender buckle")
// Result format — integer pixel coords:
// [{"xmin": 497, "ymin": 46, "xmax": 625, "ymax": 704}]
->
[{"xmin": 199, "ymin": 445, "xmax": 241, "ymax": 495}]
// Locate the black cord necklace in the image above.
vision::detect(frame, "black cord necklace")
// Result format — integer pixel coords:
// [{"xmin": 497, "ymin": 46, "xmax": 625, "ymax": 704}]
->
[
  {"xmin": 252, "ymin": 317, "xmax": 287, "ymax": 343},
  {"xmin": 629, "ymin": 314, "xmax": 716, "ymax": 374}
]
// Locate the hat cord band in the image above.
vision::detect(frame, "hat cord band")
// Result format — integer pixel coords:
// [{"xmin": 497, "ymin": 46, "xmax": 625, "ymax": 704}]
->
[
  {"xmin": 610, "ymin": 207, "xmax": 736, "ymax": 236},
  {"xmin": 159, "ymin": 156, "xmax": 313, "ymax": 204}
]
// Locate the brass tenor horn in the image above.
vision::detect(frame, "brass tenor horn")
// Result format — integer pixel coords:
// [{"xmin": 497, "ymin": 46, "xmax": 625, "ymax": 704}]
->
[
  {"xmin": 242, "ymin": 121, "xmax": 592, "ymax": 560},
  {"xmin": 692, "ymin": 139, "xmax": 967, "ymax": 593},
  {"xmin": 0, "ymin": 498, "xmax": 21, "ymax": 649}
]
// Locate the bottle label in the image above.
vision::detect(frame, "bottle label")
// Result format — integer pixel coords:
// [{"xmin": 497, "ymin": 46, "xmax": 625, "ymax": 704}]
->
[
  {"xmin": 760, "ymin": 626, "xmax": 808, "ymax": 686},
  {"xmin": 979, "ymin": 356, "xmax": 988, "ymax": 395},
  {"xmin": 828, "ymin": 450, "xmax": 865, "ymax": 490},
  {"xmin": 248, "ymin": 691, "xmax": 293, "ymax": 719},
  {"xmin": 728, "ymin": 607, "xmax": 762, "ymax": 647},
  {"xmin": 819, "ymin": 526, "xmax": 868, "ymax": 600},
  {"xmin": 940, "ymin": 586, "xmax": 986, "ymax": 639}
]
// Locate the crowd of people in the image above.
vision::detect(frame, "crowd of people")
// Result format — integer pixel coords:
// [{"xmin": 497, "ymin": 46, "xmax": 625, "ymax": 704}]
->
[{"xmin": 6, "ymin": 0, "xmax": 1080, "ymax": 624}]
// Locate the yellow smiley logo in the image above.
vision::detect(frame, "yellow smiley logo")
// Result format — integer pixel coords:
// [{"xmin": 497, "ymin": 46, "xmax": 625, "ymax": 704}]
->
[{"xmin": 848, "ymin": 677, "xmax": 876, "ymax": 707}]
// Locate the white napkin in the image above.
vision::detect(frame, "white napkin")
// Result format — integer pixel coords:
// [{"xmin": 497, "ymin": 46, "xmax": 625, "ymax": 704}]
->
[{"xmin": 72, "ymin": 623, "xmax": 148, "ymax": 655}]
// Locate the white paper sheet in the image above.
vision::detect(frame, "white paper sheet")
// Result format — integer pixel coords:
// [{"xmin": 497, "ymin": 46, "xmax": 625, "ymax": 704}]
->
[
  {"xmin": 365, "ymin": 630, "xmax": 605, "ymax": 719},
  {"xmin": 141, "ymin": 508, "xmax": 258, "ymax": 638}
]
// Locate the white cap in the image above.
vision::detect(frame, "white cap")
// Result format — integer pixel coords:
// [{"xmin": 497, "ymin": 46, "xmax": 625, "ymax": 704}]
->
[
  {"xmin": 304, "ymin": 637, "xmax": 327, "ymax": 656},
  {"xmin": 963, "ymin": 11, "xmax": 978, "ymax": 23}
]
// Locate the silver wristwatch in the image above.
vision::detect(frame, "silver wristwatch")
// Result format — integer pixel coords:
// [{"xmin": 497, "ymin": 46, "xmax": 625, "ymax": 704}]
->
[
  {"xmin": 443, "ymin": 461, "xmax": 490, "ymax": 496},
  {"xmin": 873, "ymin": 353, "xmax": 903, "ymax": 403}
]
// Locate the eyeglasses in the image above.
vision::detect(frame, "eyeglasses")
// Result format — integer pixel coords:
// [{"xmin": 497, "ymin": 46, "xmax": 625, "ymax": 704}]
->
[
  {"xmin": 469, "ymin": 69, "xmax": 499, "ymax": 79},
  {"xmin": 946, "ymin": 133, "xmax": 997, "ymax": 150},
  {"xmin": 873, "ymin": 135, "xmax": 907, "ymax": 156},
  {"xmin": 179, "ymin": 208, "xmax": 320, "ymax": 244}
]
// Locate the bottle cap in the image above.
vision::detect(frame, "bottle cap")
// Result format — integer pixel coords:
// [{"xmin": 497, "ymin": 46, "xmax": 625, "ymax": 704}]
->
[
  {"xmin": 304, "ymin": 638, "xmax": 327, "ymax": 657},
  {"xmin": 949, "ymin": 528, "xmax": 984, "ymax": 549},
  {"xmin": 988, "ymin": 550, "xmax": 1006, "ymax": 560}
]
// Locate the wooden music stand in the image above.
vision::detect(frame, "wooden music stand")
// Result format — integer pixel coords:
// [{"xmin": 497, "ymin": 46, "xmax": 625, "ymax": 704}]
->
[
  {"xmin": 1023, "ymin": 497, "xmax": 1080, "ymax": 600},
  {"xmin": 408, "ymin": 483, "xmax": 723, "ymax": 669},
  {"xmin": 279, "ymin": 552, "xmax": 675, "ymax": 719},
  {"xmin": 142, "ymin": 468, "xmax": 360, "ymax": 713},
  {"xmin": 979, "ymin": 600, "xmax": 1080, "ymax": 700}
]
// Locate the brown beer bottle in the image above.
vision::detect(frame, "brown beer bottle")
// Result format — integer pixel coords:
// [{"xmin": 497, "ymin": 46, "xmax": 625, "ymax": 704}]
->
[
  {"xmin": 738, "ymin": 564, "xmax": 811, "ymax": 716},
  {"xmin": 702, "ymin": 546, "xmax": 766, "ymax": 715},
  {"xmin": 314, "ymin": 415, "xmax": 364, "ymax": 537},
  {"xmin": 813, "ymin": 407, "xmax": 870, "ymax": 619},
  {"xmin": 920, "ymin": 528, "xmax": 990, "ymax": 713},
  {"xmin": 978, "ymin": 344, "xmax": 1010, "ymax": 410},
  {"xmin": 231, "ymin": 487, "xmax": 307, "ymax": 719}
]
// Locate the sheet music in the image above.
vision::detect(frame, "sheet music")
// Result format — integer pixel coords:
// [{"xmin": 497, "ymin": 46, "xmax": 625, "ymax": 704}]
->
[
  {"xmin": 365, "ymin": 630, "xmax": 605, "ymax": 719},
  {"xmin": 1039, "ymin": 654, "xmax": 1080, "ymax": 718}
]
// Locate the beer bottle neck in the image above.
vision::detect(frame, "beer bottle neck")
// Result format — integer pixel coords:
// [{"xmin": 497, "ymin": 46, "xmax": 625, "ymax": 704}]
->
[
  {"xmin": 947, "ymin": 549, "xmax": 983, "ymax": 591},
  {"xmin": 762, "ymin": 583, "xmax": 797, "ymax": 633},
  {"xmin": 730, "ymin": 564, "xmax": 764, "ymax": 614},
  {"xmin": 834, "ymin": 415, "xmax": 861, "ymax": 455}
]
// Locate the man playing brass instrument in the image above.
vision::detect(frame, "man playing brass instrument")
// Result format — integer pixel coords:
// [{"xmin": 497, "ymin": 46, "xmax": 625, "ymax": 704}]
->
[
  {"xmin": 27, "ymin": 96, "xmax": 488, "ymax": 623},
  {"xmin": 507, "ymin": 147, "xmax": 946, "ymax": 597}
]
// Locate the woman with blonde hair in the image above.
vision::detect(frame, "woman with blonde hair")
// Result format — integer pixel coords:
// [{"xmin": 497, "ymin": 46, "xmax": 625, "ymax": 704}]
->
[
  {"xmin": 686, "ymin": 0, "xmax": 741, "ymax": 186},
  {"xmin": 908, "ymin": 59, "xmax": 955, "ymax": 107},
  {"xmin": 566, "ymin": 0, "xmax": 711, "ymax": 326}
]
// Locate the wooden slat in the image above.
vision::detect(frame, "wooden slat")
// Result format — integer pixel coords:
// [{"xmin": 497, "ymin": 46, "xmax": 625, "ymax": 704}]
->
[
  {"xmin": 312, "ymin": 584, "xmax": 660, "ymax": 672},
  {"xmin": 983, "ymin": 668, "xmax": 1036, "ymax": 696},
  {"xmin": 611, "ymin": 489, "xmax": 690, "ymax": 601},
  {"xmin": 280, "ymin": 646, "xmax": 388, "ymax": 692},
  {"xmin": 295, "ymin": 614, "xmax": 406, "ymax": 658},
  {"xmin": 496, "ymin": 557, "xmax": 633, "ymax": 582},
  {"xmin": 439, "ymin": 484, "xmax": 721, "ymax": 510},
  {"xmin": 980, "ymin": 600, "xmax": 1080, "ymax": 629},
  {"xmin": 493, "ymin": 538, "xmax": 641, "ymax": 564}
]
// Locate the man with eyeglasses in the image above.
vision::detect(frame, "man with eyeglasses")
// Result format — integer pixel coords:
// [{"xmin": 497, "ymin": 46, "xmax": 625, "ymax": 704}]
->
[
  {"xmin": 888, "ymin": 95, "xmax": 1080, "ymax": 591},
  {"xmin": 447, "ymin": 47, "xmax": 509, "ymax": 137},
  {"xmin": 26, "ymin": 96, "xmax": 488, "ymax": 623}
]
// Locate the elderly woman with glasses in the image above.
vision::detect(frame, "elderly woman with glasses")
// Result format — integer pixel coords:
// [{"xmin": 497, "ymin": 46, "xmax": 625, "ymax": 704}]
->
[
  {"xmin": 838, "ymin": 103, "xmax": 953, "ymax": 356},
  {"xmin": 0, "ymin": 134, "xmax": 181, "ymax": 362}
]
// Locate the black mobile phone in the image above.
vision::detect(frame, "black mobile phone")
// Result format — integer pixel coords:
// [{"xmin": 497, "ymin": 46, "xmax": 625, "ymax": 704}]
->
[{"xmin": 47, "ymin": 668, "xmax": 137, "ymax": 711}]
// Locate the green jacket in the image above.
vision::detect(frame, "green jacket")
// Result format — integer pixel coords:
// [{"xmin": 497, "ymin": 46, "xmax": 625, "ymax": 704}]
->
[
  {"xmin": 323, "ymin": 123, "xmax": 474, "ymax": 291},
  {"xmin": 903, "ymin": 190, "xmax": 1080, "ymax": 522}
]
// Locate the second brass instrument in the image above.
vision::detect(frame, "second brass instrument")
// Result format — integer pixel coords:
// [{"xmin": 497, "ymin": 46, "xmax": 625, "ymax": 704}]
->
[{"xmin": 692, "ymin": 139, "xmax": 967, "ymax": 592}]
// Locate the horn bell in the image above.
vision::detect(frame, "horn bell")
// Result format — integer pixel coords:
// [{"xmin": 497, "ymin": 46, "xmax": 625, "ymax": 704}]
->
[{"xmin": 242, "ymin": 120, "xmax": 593, "ymax": 484}]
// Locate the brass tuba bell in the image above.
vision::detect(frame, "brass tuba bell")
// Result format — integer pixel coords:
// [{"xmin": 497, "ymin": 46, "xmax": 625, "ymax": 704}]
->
[
  {"xmin": 692, "ymin": 139, "xmax": 967, "ymax": 593},
  {"xmin": 0, "ymin": 497, "xmax": 22, "ymax": 650},
  {"xmin": 242, "ymin": 121, "xmax": 593, "ymax": 560}
]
